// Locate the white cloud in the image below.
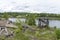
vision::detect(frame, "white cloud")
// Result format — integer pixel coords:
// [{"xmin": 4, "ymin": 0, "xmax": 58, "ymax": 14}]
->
[{"xmin": 0, "ymin": 0, "xmax": 60, "ymax": 13}]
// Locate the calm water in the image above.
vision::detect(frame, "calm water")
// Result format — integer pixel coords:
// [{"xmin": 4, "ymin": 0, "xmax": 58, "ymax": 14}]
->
[{"xmin": 9, "ymin": 18, "xmax": 60, "ymax": 28}]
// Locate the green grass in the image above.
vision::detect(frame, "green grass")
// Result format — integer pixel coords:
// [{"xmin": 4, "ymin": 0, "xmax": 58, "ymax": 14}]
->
[{"xmin": 0, "ymin": 26, "xmax": 59, "ymax": 40}]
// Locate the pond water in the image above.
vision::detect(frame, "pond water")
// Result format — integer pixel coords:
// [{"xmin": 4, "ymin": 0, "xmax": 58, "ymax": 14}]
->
[{"xmin": 8, "ymin": 18, "xmax": 60, "ymax": 28}]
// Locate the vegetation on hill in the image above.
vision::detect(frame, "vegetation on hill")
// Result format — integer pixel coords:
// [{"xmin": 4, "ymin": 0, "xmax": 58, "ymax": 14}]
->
[{"xmin": 0, "ymin": 12, "xmax": 60, "ymax": 18}]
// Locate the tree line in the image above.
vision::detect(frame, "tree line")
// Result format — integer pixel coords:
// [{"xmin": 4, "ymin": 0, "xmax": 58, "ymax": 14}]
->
[{"xmin": 0, "ymin": 12, "xmax": 60, "ymax": 18}]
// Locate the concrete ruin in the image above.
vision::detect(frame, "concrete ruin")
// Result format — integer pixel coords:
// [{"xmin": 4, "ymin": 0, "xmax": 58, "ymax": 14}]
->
[
  {"xmin": 0, "ymin": 19, "xmax": 17, "ymax": 37},
  {"xmin": 38, "ymin": 17, "xmax": 49, "ymax": 28}
]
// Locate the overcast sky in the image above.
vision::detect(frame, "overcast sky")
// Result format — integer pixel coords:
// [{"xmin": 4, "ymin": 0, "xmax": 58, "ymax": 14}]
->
[{"xmin": 0, "ymin": 0, "xmax": 60, "ymax": 13}]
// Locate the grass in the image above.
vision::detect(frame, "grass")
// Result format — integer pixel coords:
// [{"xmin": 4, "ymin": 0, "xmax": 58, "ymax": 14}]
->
[{"xmin": 0, "ymin": 25, "xmax": 59, "ymax": 40}]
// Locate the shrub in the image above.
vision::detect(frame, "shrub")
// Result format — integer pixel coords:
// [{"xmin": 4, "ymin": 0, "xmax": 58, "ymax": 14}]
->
[
  {"xmin": 55, "ymin": 29, "xmax": 60, "ymax": 39},
  {"xmin": 25, "ymin": 14, "xmax": 36, "ymax": 26},
  {"xmin": 14, "ymin": 19, "xmax": 29, "ymax": 40}
]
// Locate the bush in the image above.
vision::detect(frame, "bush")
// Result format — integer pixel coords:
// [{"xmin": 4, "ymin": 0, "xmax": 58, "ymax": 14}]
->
[
  {"xmin": 26, "ymin": 14, "xmax": 36, "ymax": 26},
  {"xmin": 55, "ymin": 29, "xmax": 60, "ymax": 39},
  {"xmin": 14, "ymin": 19, "xmax": 30, "ymax": 40}
]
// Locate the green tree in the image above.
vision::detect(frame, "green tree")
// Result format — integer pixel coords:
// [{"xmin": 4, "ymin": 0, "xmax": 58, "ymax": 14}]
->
[
  {"xmin": 2, "ymin": 12, "xmax": 9, "ymax": 20},
  {"xmin": 26, "ymin": 14, "xmax": 36, "ymax": 26}
]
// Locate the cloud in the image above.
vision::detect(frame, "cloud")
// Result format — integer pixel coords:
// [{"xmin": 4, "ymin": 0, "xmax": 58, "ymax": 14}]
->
[{"xmin": 0, "ymin": 0, "xmax": 60, "ymax": 13}]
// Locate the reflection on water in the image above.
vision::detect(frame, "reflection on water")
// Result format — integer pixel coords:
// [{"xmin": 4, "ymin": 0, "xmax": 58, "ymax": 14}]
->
[{"xmin": 9, "ymin": 18, "xmax": 60, "ymax": 28}]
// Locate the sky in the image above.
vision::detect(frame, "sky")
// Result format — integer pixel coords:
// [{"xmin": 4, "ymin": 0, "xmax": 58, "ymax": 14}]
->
[{"xmin": 0, "ymin": 0, "xmax": 60, "ymax": 13}]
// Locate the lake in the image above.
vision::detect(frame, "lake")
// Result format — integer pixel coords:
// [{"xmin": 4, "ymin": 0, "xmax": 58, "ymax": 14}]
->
[{"xmin": 8, "ymin": 18, "xmax": 60, "ymax": 28}]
